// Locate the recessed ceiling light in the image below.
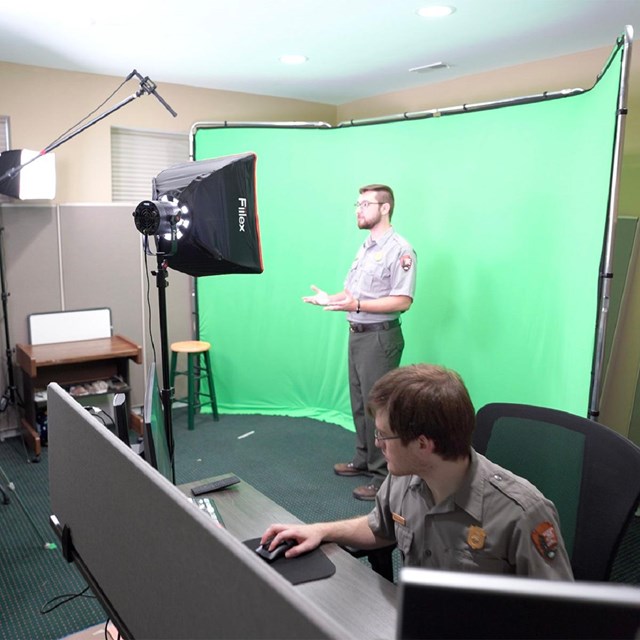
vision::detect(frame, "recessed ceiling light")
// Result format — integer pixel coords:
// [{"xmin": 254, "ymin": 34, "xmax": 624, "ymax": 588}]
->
[
  {"xmin": 279, "ymin": 54, "xmax": 308, "ymax": 65},
  {"xmin": 409, "ymin": 61, "xmax": 450, "ymax": 73},
  {"xmin": 417, "ymin": 5, "xmax": 456, "ymax": 18}
]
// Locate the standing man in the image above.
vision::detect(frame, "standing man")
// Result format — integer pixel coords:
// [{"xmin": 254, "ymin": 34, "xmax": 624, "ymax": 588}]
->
[{"xmin": 303, "ymin": 184, "xmax": 417, "ymax": 501}]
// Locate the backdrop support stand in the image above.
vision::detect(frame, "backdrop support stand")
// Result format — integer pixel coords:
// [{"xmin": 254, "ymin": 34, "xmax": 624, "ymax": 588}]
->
[{"xmin": 588, "ymin": 26, "xmax": 633, "ymax": 420}]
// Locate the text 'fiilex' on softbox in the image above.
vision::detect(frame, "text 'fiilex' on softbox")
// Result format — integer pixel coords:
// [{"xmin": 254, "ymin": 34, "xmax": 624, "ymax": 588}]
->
[{"xmin": 152, "ymin": 152, "xmax": 262, "ymax": 277}]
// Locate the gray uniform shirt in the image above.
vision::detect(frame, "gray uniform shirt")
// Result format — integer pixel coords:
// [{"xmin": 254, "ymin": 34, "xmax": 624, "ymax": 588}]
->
[
  {"xmin": 367, "ymin": 449, "xmax": 574, "ymax": 580},
  {"xmin": 344, "ymin": 228, "xmax": 417, "ymax": 323}
]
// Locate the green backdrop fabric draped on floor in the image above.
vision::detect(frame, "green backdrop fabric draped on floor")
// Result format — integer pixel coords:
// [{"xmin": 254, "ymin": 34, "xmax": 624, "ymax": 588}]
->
[{"xmin": 192, "ymin": 45, "xmax": 622, "ymax": 430}]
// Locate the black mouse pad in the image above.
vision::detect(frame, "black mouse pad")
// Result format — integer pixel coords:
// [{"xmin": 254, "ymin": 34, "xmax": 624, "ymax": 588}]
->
[{"xmin": 243, "ymin": 538, "xmax": 336, "ymax": 585}]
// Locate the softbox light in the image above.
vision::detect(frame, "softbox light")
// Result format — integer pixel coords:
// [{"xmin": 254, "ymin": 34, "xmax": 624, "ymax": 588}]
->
[
  {"xmin": 134, "ymin": 152, "xmax": 262, "ymax": 277},
  {"xmin": 0, "ymin": 149, "xmax": 56, "ymax": 200}
]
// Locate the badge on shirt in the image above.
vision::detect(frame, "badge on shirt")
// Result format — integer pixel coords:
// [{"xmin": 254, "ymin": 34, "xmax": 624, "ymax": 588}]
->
[
  {"xmin": 467, "ymin": 525, "xmax": 486, "ymax": 550},
  {"xmin": 374, "ymin": 251, "xmax": 383, "ymax": 262},
  {"xmin": 392, "ymin": 512, "xmax": 406, "ymax": 526},
  {"xmin": 531, "ymin": 521, "xmax": 559, "ymax": 560},
  {"xmin": 400, "ymin": 254, "xmax": 413, "ymax": 272}
]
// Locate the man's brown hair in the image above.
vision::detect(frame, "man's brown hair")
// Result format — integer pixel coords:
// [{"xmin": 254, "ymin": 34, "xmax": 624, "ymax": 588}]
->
[
  {"xmin": 367, "ymin": 364, "xmax": 475, "ymax": 460},
  {"xmin": 359, "ymin": 184, "xmax": 395, "ymax": 220}
]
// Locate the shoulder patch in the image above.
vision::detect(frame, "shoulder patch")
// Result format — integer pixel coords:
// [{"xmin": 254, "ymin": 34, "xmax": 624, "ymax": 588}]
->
[
  {"xmin": 400, "ymin": 254, "xmax": 413, "ymax": 272},
  {"xmin": 531, "ymin": 521, "xmax": 559, "ymax": 560}
]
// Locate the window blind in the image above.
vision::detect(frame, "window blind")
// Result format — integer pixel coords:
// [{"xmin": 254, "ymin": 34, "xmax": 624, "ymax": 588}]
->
[
  {"xmin": 111, "ymin": 127, "xmax": 189, "ymax": 202},
  {"xmin": 0, "ymin": 116, "xmax": 9, "ymax": 151}
]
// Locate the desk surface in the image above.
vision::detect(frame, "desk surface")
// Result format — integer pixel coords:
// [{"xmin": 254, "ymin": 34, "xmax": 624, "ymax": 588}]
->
[
  {"xmin": 16, "ymin": 335, "xmax": 142, "ymax": 378},
  {"xmin": 180, "ymin": 474, "xmax": 398, "ymax": 639}
]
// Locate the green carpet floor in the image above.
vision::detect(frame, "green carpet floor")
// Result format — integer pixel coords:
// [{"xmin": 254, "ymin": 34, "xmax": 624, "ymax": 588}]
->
[{"xmin": 1, "ymin": 407, "xmax": 638, "ymax": 639}]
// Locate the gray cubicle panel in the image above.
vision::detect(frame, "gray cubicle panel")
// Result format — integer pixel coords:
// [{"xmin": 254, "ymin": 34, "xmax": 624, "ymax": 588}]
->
[
  {"xmin": 47, "ymin": 383, "xmax": 346, "ymax": 640},
  {"xmin": 57, "ymin": 204, "xmax": 146, "ymax": 404},
  {"xmin": 0, "ymin": 204, "xmax": 62, "ymax": 344},
  {"xmin": 0, "ymin": 203, "xmax": 195, "ymax": 408}
]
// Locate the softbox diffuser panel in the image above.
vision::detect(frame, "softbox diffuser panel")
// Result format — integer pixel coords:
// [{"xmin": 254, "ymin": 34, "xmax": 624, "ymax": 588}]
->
[
  {"xmin": 192, "ymin": 43, "xmax": 622, "ymax": 429},
  {"xmin": 154, "ymin": 152, "xmax": 262, "ymax": 277},
  {"xmin": 0, "ymin": 149, "xmax": 56, "ymax": 200}
]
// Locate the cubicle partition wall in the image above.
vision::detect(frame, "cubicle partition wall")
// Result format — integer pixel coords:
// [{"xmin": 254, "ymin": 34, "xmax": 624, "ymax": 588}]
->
[
  {"xmin": 191, "ymin": 36, "xmax": 628, "ymax": 428},
  {"xmin": 47, "ymin": 383, "xmax": 349, "ymax": 640},
  {"xmin": 0, "ymin": 203, "xmax": 194, "ymax": 410}
]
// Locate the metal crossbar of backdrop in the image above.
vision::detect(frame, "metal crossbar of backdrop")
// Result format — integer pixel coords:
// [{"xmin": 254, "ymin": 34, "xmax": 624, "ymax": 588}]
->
[{"xmin": 188, "ymin": 29, "xmax": 632, "ymax": 430}]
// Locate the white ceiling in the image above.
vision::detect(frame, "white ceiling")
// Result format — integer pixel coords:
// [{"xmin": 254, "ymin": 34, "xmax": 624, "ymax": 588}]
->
[{"xmin": 0, "ymin": 0, "xmax": 638, "ymax": 105}]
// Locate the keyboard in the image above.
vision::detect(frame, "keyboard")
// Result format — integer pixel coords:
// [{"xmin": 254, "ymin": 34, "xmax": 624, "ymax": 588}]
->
[{"xmin": 189, "ymin": 496, "xmax": 225, "ymax": 528}]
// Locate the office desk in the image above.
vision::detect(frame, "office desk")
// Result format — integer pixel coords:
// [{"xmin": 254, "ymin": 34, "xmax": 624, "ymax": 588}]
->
[
  {"xmin": 16, "ymin": 335, "xmax": 142, "ymax": 457},
  {"xmin": 180, "ymin": 474, "xmax": 398, "ymax": 639}
]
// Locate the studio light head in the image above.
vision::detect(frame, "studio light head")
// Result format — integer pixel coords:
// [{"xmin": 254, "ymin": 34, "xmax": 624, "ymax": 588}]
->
[
  {"xmin": 133, "ymin": 152, "xmax": 262, "ymax": 277},
  {"xmin": 133, "ymin": 200, "xmax": 184, "ymax": 237}
]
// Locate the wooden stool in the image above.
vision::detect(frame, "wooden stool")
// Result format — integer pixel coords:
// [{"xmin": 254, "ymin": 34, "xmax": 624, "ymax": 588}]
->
[{"xmin": 170, "ymin": 340, "xmax": 219, "ymax": 430}]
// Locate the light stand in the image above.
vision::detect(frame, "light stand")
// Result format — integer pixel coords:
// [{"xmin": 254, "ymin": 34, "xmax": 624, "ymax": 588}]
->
[
  {"xmin": 152, "ymin": 254, "xmax": 176, "ymax": 484},
  {"xmin": 0, "ymin": 226, "xmax": 21, "ymax": 416},
  {"xmin": 134, "ymin": 205, "xmax": 179, "ymax": 484},
  {"xmin": 0, "ymin": 226, "xmax": 55, "ymax": 545},
  {"xmin": 0, "ymin": 68, "xmax": 176, "ymax": 446},
  {"xmin": 132, "ymin": 153, "xmax": 262, "ymax": 485},
  {"xmin": 0, "ymin": 69, "xmax": 176, "ymax": 546},
  {"xmin": 0, "ymin": 70, "xmax": 176, "ymax": 192},
  {"xmin": 0, "ymin": 225, "xmax": 29, "ymax": 501}
]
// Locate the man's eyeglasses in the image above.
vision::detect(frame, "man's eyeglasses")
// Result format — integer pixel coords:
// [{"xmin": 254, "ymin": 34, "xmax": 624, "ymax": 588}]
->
[
  {"xmin": 355, "ymin": 201, "xmax": 382, "ymax": 209},
  {"xmin": 374, "ymin": 430, "xmax": 402, "ymax": 442}
]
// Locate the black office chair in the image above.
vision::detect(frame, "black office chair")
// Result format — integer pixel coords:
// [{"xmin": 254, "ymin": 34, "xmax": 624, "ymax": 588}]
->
[{"xmin": 474, "ymin": 402, "xmax": 640, "ymax": 582}]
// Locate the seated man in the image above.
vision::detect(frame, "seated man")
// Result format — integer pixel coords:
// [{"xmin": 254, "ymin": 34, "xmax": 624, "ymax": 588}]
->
[{"xmin": 261, "ymin": 364, "xmax": 574, "ymax": 580}]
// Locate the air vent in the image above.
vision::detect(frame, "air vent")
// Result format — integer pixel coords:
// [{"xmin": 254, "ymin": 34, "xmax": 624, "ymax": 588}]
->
[{"xmin": 409, "ymin": 62, "xmax": 450, "ymax": 74}]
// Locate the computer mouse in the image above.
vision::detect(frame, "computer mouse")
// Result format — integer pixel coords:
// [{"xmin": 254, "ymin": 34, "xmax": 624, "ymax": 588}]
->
[{"xmin": 255, "ymin": 538, "xmax": 297, "ymax": 563}]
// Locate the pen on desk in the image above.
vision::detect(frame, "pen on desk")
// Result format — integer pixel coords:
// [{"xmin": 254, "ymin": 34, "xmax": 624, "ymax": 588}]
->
[{"xmin": 238, "ymin": 430, "xmax": 255, "ymax": 440}]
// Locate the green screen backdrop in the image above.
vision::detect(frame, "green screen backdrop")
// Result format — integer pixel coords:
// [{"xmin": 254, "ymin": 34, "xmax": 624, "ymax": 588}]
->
[{"xmin": 192, "ymin": 46, "xmax": 621, "ymax": 430}]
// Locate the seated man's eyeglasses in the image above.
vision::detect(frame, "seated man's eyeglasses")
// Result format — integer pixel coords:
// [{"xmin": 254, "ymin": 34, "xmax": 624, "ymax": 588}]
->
[
  {"xmin": 374, "ymin": 429, "xmax": 402, "ymax": 442},
  {"xmin": 355, "ymin": 201, "xmax": 382, "ymax": 209}
]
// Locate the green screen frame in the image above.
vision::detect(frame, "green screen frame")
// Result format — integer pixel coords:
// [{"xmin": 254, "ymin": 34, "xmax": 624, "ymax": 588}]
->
[{"xmin": 190, "ymin": 45, "xmax": 622, "ymax": 431}]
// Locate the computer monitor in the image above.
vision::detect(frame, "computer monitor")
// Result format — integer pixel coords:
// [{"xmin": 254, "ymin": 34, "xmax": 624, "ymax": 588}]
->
[
  {"xmin": 143, "ymin": 362, "xmax": 173, "ymax": 483},
  {"xmin": 397, "ymin": 567, "xmax": 640, "ymax": 639}
]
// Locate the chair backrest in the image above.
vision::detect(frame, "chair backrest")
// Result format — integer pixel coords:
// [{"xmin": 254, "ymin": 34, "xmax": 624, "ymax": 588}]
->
[{"xmin": 474, "ymin": 403, "xmax": 640, "ymax": 581}]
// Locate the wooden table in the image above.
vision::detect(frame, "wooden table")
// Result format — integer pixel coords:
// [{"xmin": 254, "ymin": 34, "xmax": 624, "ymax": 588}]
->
[
  {"xmin": 16, "ymin": 335, "xmax": 142, "ymax": 457},
  {"xmin": 180, "ymin": 474, "xmax": 399, "ymax": 639}
]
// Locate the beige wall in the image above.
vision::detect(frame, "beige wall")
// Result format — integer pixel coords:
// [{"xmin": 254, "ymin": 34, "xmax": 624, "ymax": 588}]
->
[{"xmin": 0, "ymin": 62, "xmax": 336, "ymax": 202}]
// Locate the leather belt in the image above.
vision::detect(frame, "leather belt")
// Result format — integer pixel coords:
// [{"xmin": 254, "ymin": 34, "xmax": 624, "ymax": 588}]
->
[{"xmin": 349, "ymin": 318, "xmax": 400, "ymax": 333}]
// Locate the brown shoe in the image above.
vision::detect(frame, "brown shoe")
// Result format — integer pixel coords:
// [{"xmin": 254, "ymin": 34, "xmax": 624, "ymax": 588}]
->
[
  {"xmin": 353, "ymin": 483, "xmax": 378, "ymax": 501},
  {"xmin": 334, "ymin": 462, "xmax": 368, "ymax": 477}
]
